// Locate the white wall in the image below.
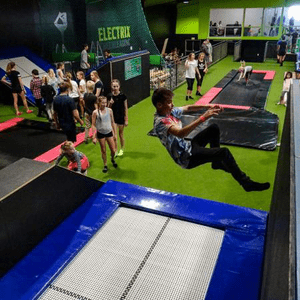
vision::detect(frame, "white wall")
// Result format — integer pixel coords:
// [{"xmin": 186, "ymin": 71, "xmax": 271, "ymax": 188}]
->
[{"xmin": 210, "ymin": 9, "xmax": 243, "ymax": 25}]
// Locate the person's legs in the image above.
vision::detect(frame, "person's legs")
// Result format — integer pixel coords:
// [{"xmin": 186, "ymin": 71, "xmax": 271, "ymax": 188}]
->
[
  {"xmin": 19, "ymin": 91, "xmax": 31, "ymax": 113},
  {"xmin": 196, "ymin": 74, "xmax": 203, "ymax": 96},
  {"xmin": 117, "ymin": 125, "xmax": 125, "ymax": 156},
  {"xmin": 107, "ymin": 136, "xmax": 117, "ymax": 168},
  {"xmin": 65, "ymin": 127, "xmax": 77, "ymax": 142},
  {"xmin": 99, "ymin": 138, "xmax": 108, "ymax": 172},
  {"xmin": 188, "ymin": 124, "xmax": 270, "ymax": 191},
  {"xmin": 12, "ymin": 93, "xmax": 20, "ymax": 115},
  {"xmin": 84, "ymin": 113, "xmax": 91, "ymax": 143}
]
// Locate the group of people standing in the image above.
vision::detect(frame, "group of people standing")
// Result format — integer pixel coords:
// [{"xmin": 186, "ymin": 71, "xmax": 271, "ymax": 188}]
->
[
  {"xmin": 185, "ymin": 39, "xmax": 212, "ymax": 101},
  {"xmin": 1, "ymin": 57, "xmax": 128, "ymax": 174},
  {"xmin": 52, "ymin": 67, "xmax": 128, "ymax": 174}
]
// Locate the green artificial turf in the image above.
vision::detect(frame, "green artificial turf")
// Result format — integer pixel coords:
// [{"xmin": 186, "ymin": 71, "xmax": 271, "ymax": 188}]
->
[{"xmin": 0, "ymin": 56, "xmax": 294, "ymax": 211}]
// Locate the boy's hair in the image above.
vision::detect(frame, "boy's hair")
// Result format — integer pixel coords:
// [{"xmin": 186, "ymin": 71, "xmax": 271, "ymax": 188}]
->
[
  {"xmin": 60, "ymin": 82, "xmax": 70, "ymax": 93},
  {"xmin": 83, "ymin": 43, "xmax": 88, "ymax": 49},
  {"xmin": 57, "ymin": 62, "xmax": 64, "ymax": 69},
  {"xmin": 32, "ymin": 69, "xmax": 39, "ymax": 76},
  {"xmin": 61, "ymin": 141, "xmax": 74, "ymax": 151},
  {"xmin": 86, "ymin": 80, "xmax": 95, "ymax": 92},
  {"xmin": 152, "ymin": 88, "xmax": 174, "ymax": 108}
]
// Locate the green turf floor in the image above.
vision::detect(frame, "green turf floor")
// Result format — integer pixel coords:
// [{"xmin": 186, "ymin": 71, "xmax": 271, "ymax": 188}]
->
[{"xmin": 0, "ymin": 56, "xmax": 294, "ymax": 211}]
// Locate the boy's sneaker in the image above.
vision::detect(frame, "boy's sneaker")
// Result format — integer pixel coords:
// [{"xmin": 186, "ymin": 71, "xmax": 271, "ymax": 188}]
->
[
  {"xmin": 196, "ymin": 91, "xmax": 201, "ymax": 96},
  {"xmin": 189, "ymin": 96, "xmax": 194, "ymax": 99},
  {"xmin": 241, "ymin": 179, "xmax": 270, "ymax": 192},
  {"xmin": 102, "ymin": 166, "xmax": 108, "ymax": 173},
  {"xmin": 16, "ymin": 112, "xmax": 23, "ymax": 116},
  {"xmin": 185, "ymin": 96, "xmax": 189, "ymax": 101},
  {"xmin": 26, "ymin": 109, "xmax": 33, "ymax": 114}
]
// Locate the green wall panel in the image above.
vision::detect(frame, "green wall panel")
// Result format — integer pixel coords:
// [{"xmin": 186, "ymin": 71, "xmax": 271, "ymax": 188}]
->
[{"xmin": 176, "ymin": 0, "xmax": 300, "ymax": 39}]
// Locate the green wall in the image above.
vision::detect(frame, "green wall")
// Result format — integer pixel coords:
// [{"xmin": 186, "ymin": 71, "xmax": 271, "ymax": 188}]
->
[{"xmin": 176, "ymin": 0, "xmax": 300, "ymax": 39}]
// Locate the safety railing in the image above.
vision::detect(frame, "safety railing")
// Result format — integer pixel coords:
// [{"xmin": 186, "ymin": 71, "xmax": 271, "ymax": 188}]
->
[{"xmin": 150, "ymin": 41, "xmax": 228, "ymax": 91}]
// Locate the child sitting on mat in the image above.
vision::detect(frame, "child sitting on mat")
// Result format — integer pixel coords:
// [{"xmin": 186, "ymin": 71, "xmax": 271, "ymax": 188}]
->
[
  {"xmin": 55, "ymin": 141, "xmax": 89, "ymax": 175},
  {"xmin": 237, "ymin": 61, "xmax": 253, "ymax": 85}
]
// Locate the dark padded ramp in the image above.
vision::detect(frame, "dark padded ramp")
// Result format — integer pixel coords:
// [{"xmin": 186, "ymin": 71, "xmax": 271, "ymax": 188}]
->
[
  {"xmin": 183, "ymin": 108, "xmax": 279, "ymax": 150},
  {"xmin": 0, "ymin": 120, "xmax": 69, "ymax": 170},
  {"xmin": 212, "ymin": 72, "xmax": 271, "ymax": 109},
  {"xmin": 0, "ymin": 158, "xmax": 51, "ymax": 199},
  {"xmin": 149, "ymin": 108, "xmax": 279, "ymax": 150},
  {"xmin": 0, "ymin": 166, "xmax": 104, "ymax": 277}
]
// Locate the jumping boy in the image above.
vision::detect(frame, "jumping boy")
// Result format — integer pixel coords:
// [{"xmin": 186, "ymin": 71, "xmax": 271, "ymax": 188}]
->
[{"xmin": 152, "ymin": 87, "xmax": 270, "ymax": 192}]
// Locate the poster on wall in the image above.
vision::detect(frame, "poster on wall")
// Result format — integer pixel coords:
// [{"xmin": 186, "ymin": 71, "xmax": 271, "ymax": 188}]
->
[{"xmin": 124, "ymin": 57, "xmax": 142, "ymax": 80}]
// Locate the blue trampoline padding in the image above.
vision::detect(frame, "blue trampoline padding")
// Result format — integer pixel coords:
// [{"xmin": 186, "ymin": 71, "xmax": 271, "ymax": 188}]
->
[
  {"xmin": 0, "ymin": 180, "xmax": 268, "ymax": 300},
  {"xmin": 0, "ymin": 47, "xmax": 54, "ymax": 73},
  {"xmin": 100, "ymin": 180, "xmax": 268, "ymax": 300},
  {"xmin": 0, "ymin": 190, "xmax": 120, "ymax": 300}
]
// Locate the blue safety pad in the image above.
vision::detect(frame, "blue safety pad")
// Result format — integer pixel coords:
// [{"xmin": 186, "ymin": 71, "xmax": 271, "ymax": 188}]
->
[
  {"xmin": 0, "ymin": 180, "xmax": 268, "ymax": 300},
  {"xmin": 0, "ymin": 47, "xmax": 54, "ymax": 106},
  {"xmin": 0, "ymin": 189, "xmax": 120, "ymax": 300},
  {"xmin": 100, "ymin": 180, "xmax": 268, "ymax": 300}
]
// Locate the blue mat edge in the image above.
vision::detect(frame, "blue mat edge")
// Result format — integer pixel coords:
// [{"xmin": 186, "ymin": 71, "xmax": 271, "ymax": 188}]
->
[{"xmin": 0, "ymin": 179, "xmax": 268, "ymax": 300}]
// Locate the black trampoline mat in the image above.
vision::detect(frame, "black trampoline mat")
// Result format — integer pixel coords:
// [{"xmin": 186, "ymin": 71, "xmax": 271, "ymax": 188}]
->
[
  {"xmin": 211, "ymin": 73, "xmax": 271, "ymax": 108},
  {"xmin": 0, "ymin": 123, "xmax": 66, "ymax": 170}
]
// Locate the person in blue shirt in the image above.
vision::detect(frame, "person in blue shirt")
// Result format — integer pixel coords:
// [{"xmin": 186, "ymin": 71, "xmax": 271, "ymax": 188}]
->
[{"xmin": 152, "ymin": 88, "xmax": 270, "ymax": 192}]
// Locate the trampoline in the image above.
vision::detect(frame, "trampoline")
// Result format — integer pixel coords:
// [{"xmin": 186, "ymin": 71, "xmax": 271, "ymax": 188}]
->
[
  {"xmin": 149, "ymin": 69, "xmax": 279, "ymax": 150},
  {"xmin": 0, "ymin": 161, "xmax": 268, "ymax": 300},
  {"xmin": 0, "ymin": 118, "xmax": 85, "ymax": 170}
]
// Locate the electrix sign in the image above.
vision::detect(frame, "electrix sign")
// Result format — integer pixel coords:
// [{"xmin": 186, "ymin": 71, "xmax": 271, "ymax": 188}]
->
[{"xmin": 98, "ymin": 26, "xmax": 131, "ymax": 42}]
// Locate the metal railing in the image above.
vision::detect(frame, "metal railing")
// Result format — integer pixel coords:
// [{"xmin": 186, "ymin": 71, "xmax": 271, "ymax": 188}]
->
[{"xmin": 150, "ymin": 41, "xmax": 228, "ymax": 91}]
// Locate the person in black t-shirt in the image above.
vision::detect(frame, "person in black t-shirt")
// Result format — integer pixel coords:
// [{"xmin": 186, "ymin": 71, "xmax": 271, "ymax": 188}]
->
[
  {"xmin": 53, "ymin": 82, "xmax": 84, "ymax": 142},
  {"xmin": 107, "ymin": 79, "xmax": 128, "ymax": 157},
  {"xmin": 41, "ymin": 75, "xmax": 56, "ymax": 121},
  {"xmin": 1, "ymin": 62, "xmax": 33, "ymax": 116},
  {"xmin": 196, "ymin": 52, "xmax": 208, "ymax": 96},
  {"xmin": 83, "ymin": 80, "xmax": 97, "ymax": 144},
  {"xmin": 90, "ymin": 70, "xmax": 104, "ymax": 97},
  {"xmin": 277, "ymin": 37, "xmax": 287, "ymax": 66}
]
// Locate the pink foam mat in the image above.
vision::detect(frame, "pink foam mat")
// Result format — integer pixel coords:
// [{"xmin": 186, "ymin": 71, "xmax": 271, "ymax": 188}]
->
[
  {"xmin": 0, "ymin": 118, "xmax": 24, "ymax": 132},
  {"xmin": 195, "ymin": 87, "xmax": 222, "ymax": 106},
  {"xmin": 34, "ymin": 128, "xmax": 93, "ymax": 163},
  {"xmin": 252, "ymin": 70, "xmax": 276, "ymax": 80}
]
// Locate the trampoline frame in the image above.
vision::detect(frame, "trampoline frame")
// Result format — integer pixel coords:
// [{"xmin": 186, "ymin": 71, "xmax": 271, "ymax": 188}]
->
[{"xmin": 0, "ymin": 179, "xmax": 268, "ymax": 300}]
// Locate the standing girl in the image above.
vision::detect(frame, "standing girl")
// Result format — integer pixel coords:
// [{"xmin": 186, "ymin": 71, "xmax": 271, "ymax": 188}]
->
[
  {"xmin": 56, "ymin": 63, "xmax": 65, "ymax": 84},
  {"xmin": 185, "ymin": 53, "xmax": 198, "ymax": 101},
  {"xmin": 108, "ymin": 79, "xmax": 128, "ymax": 156},
  {"xmin": 47, "ymin": 68, "xmax": 59, "ymax": 95},
  {"xmin": 1, "ymin": 62, "xmax": 33, "ymax": 115},
  {"xmin": 76, "ymin": 71, "xmax": 86, "ymax": 117},
  {"xmin": 92, "ymin": 96, "xmax": 117, "ymax": 173},
  {"xmin": 196, "ymin": 52, "xmax": 208, "ymax": 96},
  {"xmin": 41, "ymin": 75, "xmax": 56, "ymax": 121},
  {"xmin": 66, "ymin": 72, "xmax": 80, "ymax": 113},
  {"xmin": 90, "ymin": 70, "xmax": 104, "ymax": 97}
]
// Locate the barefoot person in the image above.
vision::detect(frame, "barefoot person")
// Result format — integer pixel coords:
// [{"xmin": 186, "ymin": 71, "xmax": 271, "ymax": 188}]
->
[
  {"xmin": 1, "ymin": 62, "xmax": 33, "ymax": 116},
  {"xmin": 237, "ymin": 61, "xmax": 253, "ymax": 85}
]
